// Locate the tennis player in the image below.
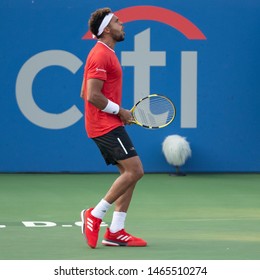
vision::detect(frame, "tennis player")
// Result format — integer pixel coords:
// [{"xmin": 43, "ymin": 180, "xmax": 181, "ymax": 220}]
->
[{"xmin": 80, "ymin": 7, "xmax": 147, "ymax": 248}]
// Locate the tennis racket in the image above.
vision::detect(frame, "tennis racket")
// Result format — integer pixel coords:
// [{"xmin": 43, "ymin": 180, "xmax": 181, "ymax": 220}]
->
[{"xmin": 130, "ymin": 94, "xmax": 176, "ymax": 129}]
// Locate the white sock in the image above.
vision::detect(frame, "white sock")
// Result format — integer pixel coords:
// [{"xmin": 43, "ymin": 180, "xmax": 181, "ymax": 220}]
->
[
  {"xmin": 91, "ymin": 199, "xmax": 111, "ymax": 220},
  {"xmin": 109, "ymin": 211, "xmax": 127, "ymax": 233}
]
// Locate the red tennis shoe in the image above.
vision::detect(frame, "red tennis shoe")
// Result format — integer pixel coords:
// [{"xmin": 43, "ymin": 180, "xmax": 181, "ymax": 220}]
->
[
  {"xmin": 81, "ymin": 208, "xmax": 102, "ymax": 249},
  {"xmin": 102, "ymin": 228, "xmax": 147, "ymax": 247}
]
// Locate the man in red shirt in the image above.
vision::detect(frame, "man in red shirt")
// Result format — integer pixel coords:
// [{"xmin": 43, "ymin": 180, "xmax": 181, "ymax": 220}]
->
[{"xmin": 80, "ymin": 7, "xmax": 147, "ymax": 248}]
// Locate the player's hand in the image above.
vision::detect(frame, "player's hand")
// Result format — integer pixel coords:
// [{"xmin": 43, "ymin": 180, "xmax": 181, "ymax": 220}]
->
[{"xmin": 118, "ymin": 108, "xmax": 134, "ymax": 125}]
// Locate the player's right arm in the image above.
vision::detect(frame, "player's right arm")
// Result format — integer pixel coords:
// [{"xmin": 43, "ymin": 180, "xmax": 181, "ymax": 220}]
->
[
  {"xmin": 87, "ymin": 78, "xmax": 108, "ymax": 109},
  {"xmin": 87, "ymin": 78, "xmax": 133, "ymax": 124}
]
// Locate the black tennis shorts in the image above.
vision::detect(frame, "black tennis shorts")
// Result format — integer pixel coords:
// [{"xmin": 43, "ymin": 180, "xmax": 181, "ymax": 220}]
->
[{"xmin": 92, "ymin": 126, "xmax": 138, "ymax": 165}]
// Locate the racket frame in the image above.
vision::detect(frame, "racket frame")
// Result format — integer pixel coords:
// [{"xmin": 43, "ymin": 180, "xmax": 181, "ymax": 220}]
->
[{"xmin": 130, "ymin": 94, "xmax": 176, "ymax": 129}]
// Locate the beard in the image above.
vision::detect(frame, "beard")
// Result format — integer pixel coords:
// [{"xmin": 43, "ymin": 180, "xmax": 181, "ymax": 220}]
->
[{"xmin": 111, "ymin": 30, "xmax": 125, "ymax": 42}]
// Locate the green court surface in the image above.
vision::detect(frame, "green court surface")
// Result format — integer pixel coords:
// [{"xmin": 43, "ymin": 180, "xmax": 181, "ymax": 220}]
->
[{"xmin": 0, "ymin": 173, "xmax": 259, "ymax": 260}]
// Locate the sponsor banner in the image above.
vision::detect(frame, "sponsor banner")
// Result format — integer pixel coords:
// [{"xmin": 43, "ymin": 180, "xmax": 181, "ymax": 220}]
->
[{"xmin": 1, "ymin": 1, "xmax": 259, "ymax": 172}]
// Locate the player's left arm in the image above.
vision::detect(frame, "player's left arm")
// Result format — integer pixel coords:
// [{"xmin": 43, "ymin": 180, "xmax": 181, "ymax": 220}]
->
[{"xmin": 80, "ymin": 76, "xmax": 86, "ymax": 99}]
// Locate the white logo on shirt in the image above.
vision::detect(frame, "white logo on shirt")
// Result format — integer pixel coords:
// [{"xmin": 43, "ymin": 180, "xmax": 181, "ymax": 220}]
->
[{"xmin": 96, "ymin": 68, "xmax": 106, "ymax": 73}]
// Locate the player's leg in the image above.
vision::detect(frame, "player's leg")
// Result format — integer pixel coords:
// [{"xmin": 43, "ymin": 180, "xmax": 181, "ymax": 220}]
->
[
  {"xmin": 103, "ymin": 155, "xmax": 143, "ymax": 205},
  {"xmin": 102, "ymin": 157, "xmax": 147, "ymax": 247},
  {"xmin": 81, "ymin": 127, "xmax": 143, "ymax": 248},
  {"xmin": 106, "ymin": 163, "xmax": 135, "ymax": 234},
  {"xmin": 81, "ymin": 156, "xmax": 143, "ymax": 248}
]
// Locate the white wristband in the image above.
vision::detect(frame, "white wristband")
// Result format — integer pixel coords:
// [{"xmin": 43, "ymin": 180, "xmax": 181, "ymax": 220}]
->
[{"xmin": 102, "ymin": 99, "xmax": 120, "ymax": 114}]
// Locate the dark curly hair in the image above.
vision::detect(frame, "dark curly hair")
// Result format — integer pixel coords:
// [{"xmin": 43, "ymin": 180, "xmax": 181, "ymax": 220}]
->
[{"xmin": 88, "ymin": 7, "xmax": 112, "ymax": 39}]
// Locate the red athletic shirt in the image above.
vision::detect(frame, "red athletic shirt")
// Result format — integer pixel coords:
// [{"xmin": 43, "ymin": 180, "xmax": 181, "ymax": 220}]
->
[{"xmin": 83, "ymin": 41, "xmax": 123, "ymax": 138}]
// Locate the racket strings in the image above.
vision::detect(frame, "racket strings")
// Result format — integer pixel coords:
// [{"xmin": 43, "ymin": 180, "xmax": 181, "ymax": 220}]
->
[
  {"xmin": 139, "ymin": 107, "xmax": 149, "ymax": 124},
  {"xmin": 136, "ymin": 108, "xmax": 157, "ymax": 126}
]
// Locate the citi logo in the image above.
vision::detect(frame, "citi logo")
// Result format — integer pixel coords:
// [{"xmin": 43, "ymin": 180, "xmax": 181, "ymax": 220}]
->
[{"xmin": 16, "ymin": 6, "xmax": 206, "ymax": 129}]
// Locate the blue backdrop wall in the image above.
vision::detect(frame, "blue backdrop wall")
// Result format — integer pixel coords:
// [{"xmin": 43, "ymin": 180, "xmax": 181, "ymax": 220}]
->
[{"xmin": 0, "ymin": 0, "xmax": 259, "ymax": 172}]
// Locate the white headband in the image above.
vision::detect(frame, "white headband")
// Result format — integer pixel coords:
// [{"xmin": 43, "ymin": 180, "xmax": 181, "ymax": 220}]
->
[{"xmin": 97, "ymin": 13, "xmax": 114, "ymax": 36}]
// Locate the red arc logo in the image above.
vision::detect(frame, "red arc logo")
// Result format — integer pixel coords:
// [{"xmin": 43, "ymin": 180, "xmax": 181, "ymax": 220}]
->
[{"xmin": 82, "ymin": 6, "xmax": 206, "ymax": 40}]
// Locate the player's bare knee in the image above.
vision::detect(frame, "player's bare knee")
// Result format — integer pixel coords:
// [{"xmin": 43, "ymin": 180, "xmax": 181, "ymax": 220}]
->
[
  {"xmin": 124, "ymin": 169, "xmax": 143, "ymax": 184},
  {"xmin": 132, "ymin": 166, "xmax": 144, "ymax": 182}
]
